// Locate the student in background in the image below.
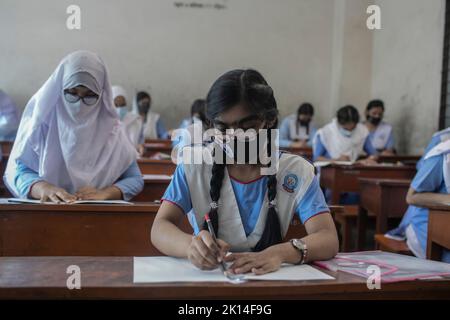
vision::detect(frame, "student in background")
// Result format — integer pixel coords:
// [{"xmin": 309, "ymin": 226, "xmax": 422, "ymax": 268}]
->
[
  {"xmin": 151, "ymin": 69, "xmax": 338, "ymax": 274},
  {"xmin": 112, "ymin": 85, "xmax": 143, "ymax": 152},
  {"xmin": 416, "ymin": 127, "xmax": 450, "ymax": 170},
  {"xmin": 5, "ymin": 50, "xmax": 144, "ymax": 202},
  {"xmin": 386, "ymin": 139, "xmax": 450, "ymax": 263},
  {"xmin": 313, "ymin": 105, "xmax": 377, "ymax": 163},
  {"xmin": 363, "ymin": 99, "xmax": 395, "ymax": 155},
  {"xmin": 173, "ymin": 99, "xmax": 210, "ymax": 149},
  {"xmin": 133, "ymin": 91, "xmax": 168, "ymax": 140},
  {"xmin": 0, "ymin": 89, "xmax": 20, "ymax": 141},
  {"xmin": 279, "ymin": 103, "xmax": 316, "ymax": 148}
]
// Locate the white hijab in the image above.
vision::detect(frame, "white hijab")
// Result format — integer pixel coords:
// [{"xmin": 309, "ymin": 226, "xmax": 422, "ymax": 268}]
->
[
  {"xmin": 112, "ymin": 85, "xmax": 143, "ymax": 146},
  {"xmin": 5, "ymin": 50, "xmax": 138, "ymax": 196},
  {"xmin": 315, "ymin": 118, "xmax": 369, "ymax": 161},
  {"xmin": 424, "ymin": 139, "xmax": 450, "ymax": 193}
]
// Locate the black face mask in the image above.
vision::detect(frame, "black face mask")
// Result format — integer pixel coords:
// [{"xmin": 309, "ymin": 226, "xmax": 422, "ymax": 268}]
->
[
  {"xmin": 138, "ymin": 103, "xmax": 150, "ymax": 115},
  {"xmin": 367, "ymin": 115, "xmax": 382, "ymax": 126}
]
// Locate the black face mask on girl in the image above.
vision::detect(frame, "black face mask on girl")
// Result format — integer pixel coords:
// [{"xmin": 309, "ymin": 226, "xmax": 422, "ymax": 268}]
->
[{"xmin": 367, "ymin": 115, "xmax": 382, "ymax": 126}]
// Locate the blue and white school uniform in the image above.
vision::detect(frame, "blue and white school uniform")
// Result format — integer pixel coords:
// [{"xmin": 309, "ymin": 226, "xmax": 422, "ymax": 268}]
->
[
  {"xmin": 161, "ymin": 147, "xmax": 329, "ymax": 251},
  {"xmin": 313, "ymin": 120, "xmax": 376, "ymax": 161},
  {"xmin": 366, "ymin": 121, "xmax": 395, "ymax": 152},
  {"xmin": 417, "ymin": 127, "xmax": 450, "ymax": 170},
  {"xmin": 279, "ymin": 114, "xmax": 317, "ymax": 148},
  {"xmin": 172, "ymin": 117, "xmax": 205, "ymax": 148},
  {"xmin": 386, "ymin": 140, "xmax": 450, "ymax": 263},
  {"xmin": 14, "ymin": 160, "xmax": 144, "ymax": 201},
  {"xmin": 142, "ymin": 111, "xmax": 169, "ymax": 140}
]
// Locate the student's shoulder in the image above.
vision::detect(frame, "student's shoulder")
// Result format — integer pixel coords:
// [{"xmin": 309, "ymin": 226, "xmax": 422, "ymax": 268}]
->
[{"xmin": 279, "ymin": 152, "xmax": 315, "ymax": 175}]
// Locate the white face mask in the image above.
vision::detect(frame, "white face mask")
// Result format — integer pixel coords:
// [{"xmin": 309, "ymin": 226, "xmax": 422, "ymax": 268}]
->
[
  {"xmin": 116, "ymin": 106, "xmax": 128, "ymax": 120},
  {"xmin": 339, "ymin": 126, "xmax": 353, "ymax": 138}
]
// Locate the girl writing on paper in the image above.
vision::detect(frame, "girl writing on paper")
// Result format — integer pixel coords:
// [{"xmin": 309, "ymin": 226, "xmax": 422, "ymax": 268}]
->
[
  {"xmin": 151, "ymin": 69, "xmax": 338, "ymax": 274},
  {"xmin": 279, "ymin": 103, "xmax": 316, "ymax": 148},
  {"xmin": 4, "ymin": 50, "xmax": 144, "ymax": 203},
  {"xmin": 363, "ymin": 99, "xmax": 395, "ymax": 155},
  {"xmin": 134, "ymin": 91, "xmax": 169, "ymax": 141}
]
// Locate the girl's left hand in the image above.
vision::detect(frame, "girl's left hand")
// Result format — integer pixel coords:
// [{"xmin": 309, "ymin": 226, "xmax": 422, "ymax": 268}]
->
[
  {"xmin": 223, "ymin": 245, "xmax": 284, "ymax": 275},
  {"xmin": 75, "ymin": 186, "xmax": 109, "ymax": 200}
]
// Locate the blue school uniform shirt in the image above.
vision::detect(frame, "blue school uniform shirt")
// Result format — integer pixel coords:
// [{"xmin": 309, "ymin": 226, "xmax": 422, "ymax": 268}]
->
[
  {"xmin": 161, "ymin": 163, "xmax": 329, "ymax": 236},
  {"xmin": 172, "ymin": 118, "xmax": 193, "ymax": 147},
  {"xmin": 387, "ymin": 154, "xmax": 450, "ymax": 263},
  {"xmin": 367, "ymin": 129, "xmax": 395, "ymax": 151},
  {"xmin": 279, "ymin": 117, "xmax": 317, "ymax": 148},
  {"xmin": 312, "ymin": 134, "xmax": 377, "ymax": 161},
  {"xmin": 14, "ymin": 160, "xmax": 144, "ymax": 201},
  {"xmin": 416, "ymin": 133, "xmax": 447, "ymax": 170}
]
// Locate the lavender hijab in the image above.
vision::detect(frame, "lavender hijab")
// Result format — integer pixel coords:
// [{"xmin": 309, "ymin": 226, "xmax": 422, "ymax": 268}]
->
[{"xmin": 4, "ymin": 50, "xmax": 137, "ymax": 196}]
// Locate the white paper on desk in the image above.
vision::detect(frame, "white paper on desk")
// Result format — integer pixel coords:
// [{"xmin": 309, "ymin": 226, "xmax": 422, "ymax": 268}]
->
[
  {"xmin": 142, "ymin": 174, "xmax": 173, "ymax": 180},
  {"xmin": 314, "ymin": 161, "xmax": 354, "ymax": 167},
  {"xmin": 6, "ymin": 198, "xmax": 133, "ymax": 205},
  {"xmin": 133, "ymin": 256, "xmax": 334, "ymax": 283}
]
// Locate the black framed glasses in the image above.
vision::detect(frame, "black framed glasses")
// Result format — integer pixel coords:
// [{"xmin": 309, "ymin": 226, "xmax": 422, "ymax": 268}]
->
[{"xmin": 63, "ymin": 90, "xmax": 99, "ymax": 106}]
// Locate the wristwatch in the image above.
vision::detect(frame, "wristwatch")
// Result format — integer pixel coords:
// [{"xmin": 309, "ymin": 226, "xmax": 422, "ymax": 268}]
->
[{"xmin": 290, "ymin": 239, "xmax": 308, "ymax": 265}]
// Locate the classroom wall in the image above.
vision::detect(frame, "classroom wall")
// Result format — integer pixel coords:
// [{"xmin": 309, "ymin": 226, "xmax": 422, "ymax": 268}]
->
[
  {"xmin": 371, "ymin": 0, "xmax": 446, "ymax": 154},
  {"xmin": 0, "ymin": 0, "xmax": 446, "ymax": 153}
]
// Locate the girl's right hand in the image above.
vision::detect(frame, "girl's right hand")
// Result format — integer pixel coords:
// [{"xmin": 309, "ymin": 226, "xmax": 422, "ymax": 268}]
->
[
  {"xmin": 335, "ymin": 155, "xmax": 351, "ymax": 161},
  {"xmin": 187, "ymin": 230, "xmax": 230, "ymax": 270},
  {"xmin": 31, "ymin": 181, "xmax": 77, "ymax": 203}
]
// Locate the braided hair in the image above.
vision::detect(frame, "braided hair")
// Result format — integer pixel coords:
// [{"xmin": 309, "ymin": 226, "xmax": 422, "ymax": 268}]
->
[{"xmin": 202, "ymin": 69, "xmax": 282, "ymax": 252}]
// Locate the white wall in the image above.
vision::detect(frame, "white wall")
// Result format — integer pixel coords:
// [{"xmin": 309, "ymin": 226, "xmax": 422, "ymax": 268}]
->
[
  {"xmin": 0, "ymin": 0, "xmax": 446, "ymax": 153},
  {"xmin": 371, "ymin": 0, "xmax": 445, "ymax": 153}
]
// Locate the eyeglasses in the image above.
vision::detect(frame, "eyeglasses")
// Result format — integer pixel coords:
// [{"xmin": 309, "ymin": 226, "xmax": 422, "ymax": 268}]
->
[{"xmin": 63, "ymin": 90, "xmax": 99, "ymax": 106}]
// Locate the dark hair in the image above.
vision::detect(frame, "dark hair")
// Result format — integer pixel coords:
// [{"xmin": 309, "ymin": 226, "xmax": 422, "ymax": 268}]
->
[
  {"xmin": 297, "ymin": 103, "xmax": 314, "ymax": 116},
  {"xmin": 203, "ymin": 69, "xmax": 281, "ymax": 252},
  {"xmin": 296, "ymin": 103, "xmax": 314, "ymax": 134},
  {"xmin": 337, "ymin": 105, "xmax": 360, "ymax": 125},
  {"xmin": 190, "ymin": 99, "xmax": 208, "ymax": 125},
  {"xmin": 366, "ymin": 99, "xmax": 384, "ymax": 111},
  {"xmin": 136, "ymin": 91, "xmax": 151, "ymax": 115}
]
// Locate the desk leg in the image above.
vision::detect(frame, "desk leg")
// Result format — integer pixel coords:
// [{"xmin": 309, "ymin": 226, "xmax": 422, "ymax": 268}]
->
[{"xmin": 357, "ymin": 207, "xmax": 368, "ymax": 251}]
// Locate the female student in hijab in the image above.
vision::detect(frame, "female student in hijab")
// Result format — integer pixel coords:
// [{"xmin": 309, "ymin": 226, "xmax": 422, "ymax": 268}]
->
[
  {"xmin": 386, "ymin": 139, "xmax": 450, "ymax": 263},
  {"xmin": 313, "ymin": 105, "xmax": 378, "ymax": 163},
  {"xmin": 5, "ymin": 50, "xmax": 144, "ymax": 202},
  {"xmin": 133, "ymin": 91, "xmax": 168, "ymax": 140},
  {"xmin": 279, "ymin": 103, "xmax": 317, "ymax": 148},
  {"xmin": 151, "ymin": 69, "xmax": 338, "ymax": 274},
  {"xmin": 112, "ymin": 85, "xmax": 143, "ymax": 151},
  {"xmin": 416, "ymin": 127, "xmax": 450, "ymax": 170},
  {"xmin": 0, "ymin": 89, "xmax": 20, "ymax": 141},
  {"xmin": 363, "ymin": 99, "xmax": 395, "ymax": 155}
]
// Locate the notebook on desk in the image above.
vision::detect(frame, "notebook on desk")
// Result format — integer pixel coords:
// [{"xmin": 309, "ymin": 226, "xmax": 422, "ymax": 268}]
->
[
  {"xmin": 3, "ymin": 198, "xmax": 134, "ymax": 205},
  {"xmin": 133, "ymin": 256, "xmax": 334, "ymax": 283}
]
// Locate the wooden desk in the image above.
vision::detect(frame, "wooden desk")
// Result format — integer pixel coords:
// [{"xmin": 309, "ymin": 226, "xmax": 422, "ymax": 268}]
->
[
  {"xmin": 0, "ymin": 256, "xmax": 448, "ymax": 299},
  {"xmin": 378, "ymin": 155, "xmax": 421, "ymax": 165},
  {"xmin": 0, "ymin": 202, "xmax": 192, "ymax": 257},
  {"xmin": 138, "ymin": 159, "xmax": 176, "ymax": 175},
  {"xmin": 281, "ymin": 147, "xmax": 312, "ymax": 160},
  {"xmin": 143, "ymin": 143, "xmax": 173, "ymax": 158},
  {"xmin": 133, "ymin": 176, "xmax": 172, "ymax": 202},
  {"xmin": 357, "ymin": 178, "xmax": 411, "ymax": 250},
  {"xmin": 427, "ymin": 204, "xmax": 450, "ymax": 261},
  {"xmin": 320, "ymin": 164, "xmax": 416, "ymax": 205},
  {"xmin": 144, "ymin": 139, "xmax": 172, "ymax": 145}
]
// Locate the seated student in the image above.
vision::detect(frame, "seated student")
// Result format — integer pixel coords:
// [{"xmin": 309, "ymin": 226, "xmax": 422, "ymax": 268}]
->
[
  {"xmin": 4, "ymin": 50, "xmax": 144, "ymax": 202},
  {"xmin": 151, "ymin": 69, "xmax": 338, "ymax": 274},
  {"xmin": 363, "ymin": 99, "xmax": 395, "ymax": 155},
  {"xmin": 112, "ymin": 85, "xmax": 144, "ymax": 153},
  {"xmin": 279, "ymin": 103, "xmax": 317, "ymax": 148},
  {"xmin": 134, "ymin": 91, "xmax": 168, "ymax": 141},
  {"xmin": 313, "ymin": 105, "xmax": 377, "ymax": 163},
  {"xmin": 386, "ymin": 139, "xmax": 450, "ymax": 263},
  {"xmin": 0, "ymin": 89, "xmax": 20, "ymax": 141},
  {"xmin": 416, "ymin": 127, "xmax": 450, "ymax": 170},
  {"xmin": 173, "ymin": 99, "xmax": 210, "ymax": 149}
]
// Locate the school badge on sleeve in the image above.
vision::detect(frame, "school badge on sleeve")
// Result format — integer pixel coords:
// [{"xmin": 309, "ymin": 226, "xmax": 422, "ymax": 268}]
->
[{"xmin": 282, "ymin": 173, "xmax": 298, "ymax": 193}]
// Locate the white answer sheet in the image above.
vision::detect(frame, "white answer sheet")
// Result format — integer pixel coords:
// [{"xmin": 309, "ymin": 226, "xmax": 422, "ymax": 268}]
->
[{"xmin": 133, "ymin": 256, "xmax": 334, "ymax": 283}]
